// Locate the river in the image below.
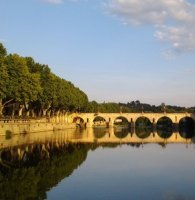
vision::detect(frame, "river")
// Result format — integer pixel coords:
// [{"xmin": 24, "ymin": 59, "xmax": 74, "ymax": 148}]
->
[{"xmin": 0, "ymin": 127, "xmax": 195, "ymax": 200}]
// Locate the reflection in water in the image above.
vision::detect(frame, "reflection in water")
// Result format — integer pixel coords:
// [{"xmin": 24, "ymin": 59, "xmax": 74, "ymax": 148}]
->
[
  {"xmin": 0, "ymin": 143, "xmax": 89, "ymax": 200},
  {"xmin": 114, "ymin": 127, "xmax": 129, "ymax": 138},
  {"xmin": 179, "ymin": 117, "xmax": 195, "ymax": 139},
  {"xmin": 93, "ymin": 127, "xmax": 107, "ymax": 138},
  {"xmin": 135, "ymin": 117, "xmax": 152, "ymax": 129},
  {"xmin": 0, "ymin": 127, "xmax": 195, "ymax": 200},
  {"xmin": 157, "ymin": 129, "xmax": 173, "ymax": 139},
  {"xmin": 179, "ymin": 129, "xmax": 194, "ymax": 139},
  {"xmin": 135, "ymin": 127, "xmax": 152, "ymax": 139}
]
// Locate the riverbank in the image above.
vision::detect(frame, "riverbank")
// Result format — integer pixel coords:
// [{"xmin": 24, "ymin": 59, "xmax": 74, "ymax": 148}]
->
[{"xmin": 0, "ymin": 121, "xmax": 76, "ymax": 136}]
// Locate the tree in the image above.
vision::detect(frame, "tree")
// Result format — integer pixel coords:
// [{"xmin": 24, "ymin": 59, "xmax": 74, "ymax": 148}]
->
[
  {"xmin": 0, "ymin": 43, "xmax": 7, "ymax": 57},
  {"xmin": 5, "ymin": 54, "xmax": 41, "ymax": 116},
  {"xmin": 0, "ymin": 43, "xmax": 8, "ymax": 117},
  {"xmin": 37, "ymin": 69, "xmax": 57, "ymax": 116},
  {"xmin": 161, "ymin": 103, "xmax": 166, "ymax": 113}
]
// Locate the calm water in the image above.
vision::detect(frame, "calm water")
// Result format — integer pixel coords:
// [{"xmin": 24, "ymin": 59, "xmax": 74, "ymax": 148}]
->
[{"xmin": 0, "ymin": 127, "xmax": 195, "ymax": 200}]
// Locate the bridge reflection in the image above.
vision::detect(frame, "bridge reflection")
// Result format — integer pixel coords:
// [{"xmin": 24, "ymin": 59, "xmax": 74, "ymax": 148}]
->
[
  {"xmin": 80, "ymin": 127, "xmax": 195, "ymax": 144},
  {"xmin": 0, "ymin": 128, "xmax": 194, "ymax": 151},
  {"xmin": 0, "ymin": 127, "xmax": 193, "ymax": 172}
]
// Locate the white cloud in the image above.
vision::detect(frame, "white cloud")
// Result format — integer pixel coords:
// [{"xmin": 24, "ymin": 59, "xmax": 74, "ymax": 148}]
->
[{"xmin": 107, "ymin": 0, "xmax": 195, "ymax": 55}]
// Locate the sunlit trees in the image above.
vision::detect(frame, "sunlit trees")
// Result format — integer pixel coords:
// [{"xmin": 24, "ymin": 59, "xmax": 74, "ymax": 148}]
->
[
  {"xmin": 0, "ymin": 43, "xmax": 8, "ymax": 117},
  {"xmin": 5, "ymin": 54, "xmax": 42, "ymax": 116},
  {"xmin": 0, "ymin": 43, "xmax": 89, "ymax": 118},
  {"xmin": 3, "ymin": 54, "xmax": 40, "ymax": 116}
]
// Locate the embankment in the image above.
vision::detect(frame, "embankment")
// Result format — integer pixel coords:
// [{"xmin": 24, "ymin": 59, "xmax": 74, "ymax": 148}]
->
[{"xmin": 0, "ymin": 120, "xmax": 76, "ymax": 136}]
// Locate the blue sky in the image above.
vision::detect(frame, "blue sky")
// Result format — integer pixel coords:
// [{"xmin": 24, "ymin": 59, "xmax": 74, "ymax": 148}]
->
[{"xmin": 1, "ymin": 0, "xmax": 195, "ymax": 107}]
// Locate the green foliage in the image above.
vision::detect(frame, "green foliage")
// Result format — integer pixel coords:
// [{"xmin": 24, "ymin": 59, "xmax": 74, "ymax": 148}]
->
[
  {"xmin": 86, "ymin": 100, "xmax": 191, "ymax": 113},
  {"xmin": 0, "ymin": 58, "xmax": 8, "ymax": 100},
  {"xmin": 87, "ymin": 101, "xmax": 99, "ymax": 112},
  {"xmin": 0, "ymin": 43, "xmax": 89, "ymax": 117},
  {"xmin": 0, "ymin": 43, "xmax": 7, "ymax": 57},
  {"xmin": 5, "ymin": 54, "xmax": 41, "ymax": 103}
]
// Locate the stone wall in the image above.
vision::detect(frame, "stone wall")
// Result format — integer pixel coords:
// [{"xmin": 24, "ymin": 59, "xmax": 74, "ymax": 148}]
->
[{"xmin": 0, "ymin": 122, "xmax": 76, "ymax": 136}]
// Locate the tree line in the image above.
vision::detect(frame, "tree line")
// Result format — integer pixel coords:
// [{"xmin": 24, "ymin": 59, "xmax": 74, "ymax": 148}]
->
[
  {"xmin": 0, "ymin": 43, "xmax": 194, "ymax": 118},
  {"xmin": 87, "ymin": 100, "xmax": 195, "ymax": 113},
  {"xmin": 0, "ymin": 43, "xmax": 88, "ymax": 118}
]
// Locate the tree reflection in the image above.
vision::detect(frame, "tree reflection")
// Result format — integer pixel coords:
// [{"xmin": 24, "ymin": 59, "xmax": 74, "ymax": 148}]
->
[{"xmin": 0, "ymin": 144, "xmax": 89, "ymax": 200}]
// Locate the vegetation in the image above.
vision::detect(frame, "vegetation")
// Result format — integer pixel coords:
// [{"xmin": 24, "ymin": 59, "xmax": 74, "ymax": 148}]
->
[
  {"xmin": 0, "ymin": 43, "xmax": 88, "ymax": 118},
  {"xmin": 87, "ymin": 100, "xmax": 195, "ymax": 113},
  {"xmin": 0, "ymin": 142, "xmax": 145, "ymax": 200},
  {"xmin": 0, "ymin": 144, "xmax": 89, "ymax": 200}
]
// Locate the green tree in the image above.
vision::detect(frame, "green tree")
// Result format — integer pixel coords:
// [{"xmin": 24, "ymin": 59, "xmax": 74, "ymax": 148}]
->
[
  {"xmin": 37, "ymin": 68, "xmax": 57, "ymax": 116},
  {"xmin": 0, "ymin": 43, "xmax": 7, "ymax": 57},
  {"xmin": 5, "ymin": 54, "xmax": 41, "ymax": 116},
  {"xmin": 0, "ymin": 43, "xmax": 8, "ymax": 117},
  {"xmin": 0, "ymin": 43, "xmax": 90, "ymax": 117}
]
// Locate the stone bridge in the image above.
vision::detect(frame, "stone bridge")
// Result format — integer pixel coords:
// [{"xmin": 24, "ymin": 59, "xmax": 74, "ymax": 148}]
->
[{"xmin": 69, "ymin": 112, "xmax": 194, "ymax": 128}]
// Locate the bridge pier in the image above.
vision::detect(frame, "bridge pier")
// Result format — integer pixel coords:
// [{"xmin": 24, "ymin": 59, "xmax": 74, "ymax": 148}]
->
[
  {"xmin": 84, "ymin": 122, "xmax": 90, "ymax": 128},
  {"xmin": 173, "ymin": 123, "xmax": 179, "ymax": 131},
  {"xmin": 108, "ymin": 119, "xmax": 114, "ymax": 127},
  {"xmin": 152, "ymin": 123, "xmax": 157, "ymax": 131},
  {"xmin": 129, "ymin": 119, "xmax": 135, "ymax": 129}
]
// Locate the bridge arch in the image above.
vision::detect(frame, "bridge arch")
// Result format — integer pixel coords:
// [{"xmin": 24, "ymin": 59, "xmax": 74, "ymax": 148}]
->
[
  {"xmin": 134, "ymin": 117, "xmax": 152, "ymax": 139},
  {"xmin": 157, "ymin": 116, "xmax": 173, "ymax": 128},
  {"xmin": 135, "ymin": 117, "xmax": 152, "ymax": 128},
  {"xmin": 73, "ymin": 116, "xmax": 84, "ymax": 123},
  {"xmin": 72, "ymin": 117, "xmax": 85, "ymax": 127},
  {"xmin": 93, "ymin": 116, "xmax": 107, "ymax": 127},
  {"xmin": 113, "ymin": 116, "xmax": 129, "ymax": 127},
  {"xmin": 179, "ymin": 117, "xmax": 195, "ymax": 139},
  {"xmin": 179, "ymin": 117, "xmax": 194, "ymax": 129}
]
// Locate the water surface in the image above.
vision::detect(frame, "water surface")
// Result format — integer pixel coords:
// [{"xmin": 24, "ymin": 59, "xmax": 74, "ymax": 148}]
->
[{"xmin": 0, "ymin": 128, "xmax": 195, "ymax": 200}]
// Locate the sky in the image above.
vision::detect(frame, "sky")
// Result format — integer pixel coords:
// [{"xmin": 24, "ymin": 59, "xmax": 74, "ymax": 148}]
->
[{"xmin": 0, "ymin": 0, "xmax": 195, "ymax": 107}]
